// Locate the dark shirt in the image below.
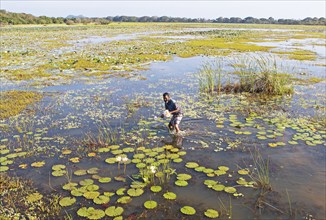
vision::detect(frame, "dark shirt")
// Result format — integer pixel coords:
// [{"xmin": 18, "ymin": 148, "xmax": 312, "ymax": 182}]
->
[{"xmin": 165, "ymin": 99, "xmax": 182, "ymax": 116}]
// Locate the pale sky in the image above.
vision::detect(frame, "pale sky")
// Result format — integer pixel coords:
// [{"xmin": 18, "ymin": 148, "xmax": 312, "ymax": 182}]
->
[{"xmin": 1, "ymin": 1, "xmax": 325, "ymax": 19}]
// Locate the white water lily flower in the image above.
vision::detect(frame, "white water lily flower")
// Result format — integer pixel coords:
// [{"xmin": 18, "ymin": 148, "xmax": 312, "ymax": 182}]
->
[
  {"xmin": 122, "ymin": 157, "xmax": 128, "ymax": 163},
  {"xmin": 150, "ymin": 166, "xmax": 156, "ymax": 173},
  {"xmin": 116, "ymin": 156, "xmax": 122, "ymax": 162}
]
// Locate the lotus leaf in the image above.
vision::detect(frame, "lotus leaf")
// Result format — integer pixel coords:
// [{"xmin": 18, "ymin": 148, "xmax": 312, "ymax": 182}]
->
[
  {"xmin": 117, "ymin": 196, "xmax": 132, "ymax": 204},
  {"xmin": 204, "ymin": 209, "xmax": 219, "ymax": 218},
  {"xmin": 212, "ymin": 184, "xmax": 225, "ymax": 191},
  {"xmin": 224, "ymin": 186, "xmax": 237, "ymax": 193},
  {"xmin": 109, "ymin": 145, "xmax": 120, "ymax": 150},
  {"xmin": 116, "ymin": 188, "xmax": 126, "ymax": 195},
  {"xmin": 150, "ymin": 185, "xmax": 162, "ymax": 193},
  {"xmin": 80, "ymin": 179, "xmax": 94, "ymax": 186},
  {"xmin": 26, "ymin": 192, "xmax": 43, "ymax": 202},
  {"xmin": 144, "ymin": 200, "xmax": 157, "ymax": 209},
  {"xmin": 113, "ymin": 216, "xmax": 123, "ymax": 220},
  {"xmin": 105, "ymin": 206, "xmax": 124, "ymax": 217},
  {"xmin": 177, "ymin": 173, "xmax": 192, "ymax": 181},
  {"xmin": 133, "ymin": 153, "xmax": 145, "ymax": 159},
  {"xmin": 0, "ymin": 165, "xmax": 9, "ymax": 172},
  {"xmin": 238, "ymin": 169, "xmax": 249, "ymax": 175},
  {"xmin": 87, "ymin": 184, "xmax": 99, "ymax": 191},
  {"xmin": 130, "ymin": 181, "xmax": 146, "ymax": 188},
  {"xmin": 74, "ymin": 169, "xmax": 87, "ymax": 176},
  {"xmin": 175, "ymin": 180, "xmax": 188, "ymax": 187},
  {"xmin": 99, "ymin": 177, "xmax": 112, "ymax": 183},
  {"xmin": 31, "ymin": 161, "xmax": 45, "ymax": 167},
  {"xmin": 163, "ymin": 191, "xmax": 176, "ymax": 200},
  {"xmin": 59, "ymin": 197, "xmax": 76, "ymax": 207},
  {"xmin": 83, "ymin": 191, "xmax": 100, "ymax": 199},
  {"xmin": 93, "ymin": 195, "xmax": 110, "ymax": 204},
  {"xmin": 52, "ymin": 164, "xmax": 66, "ymax": 170},
  {"xmin": 145, "ymin": 158, "xmax": 155, "ymax": 164},
  {"xmin": 87, "ymin": 167, "xmax": 99, "ymax": 174},
  {"xmin": 236, "ymin": 178, "xmax": 247, "ymax": 185},
  {"xmin": 185, "ymin": 162, "xmax": 199, "ymax": 168},
  {"xmin": 6, "ymin": 153, "xmax": 18, "ymax": 159},
  {"xmin": 180, "ymin": 206, "xmax": 196, "ymax": 215},
  {"xmin": 1, "ymin": 160, "xmax": 13, "ymax": 165},
  {"xmin": 105, "ymin": 157, "xmax": 116, "ymax": 164},
  {"xmin": 127, "ymin": 188, "xmax": 144, "ymax": 197},
  {"xmin": 88, "ymin": 152, "xmax": 96, "ymax": 157},
  {"xmin": 63, "ymin": 182, "xmax": 78, "ymax": 190},
  {"xmin": 218, "ymin": 166, "xmax": 229, "ymax": 171}
]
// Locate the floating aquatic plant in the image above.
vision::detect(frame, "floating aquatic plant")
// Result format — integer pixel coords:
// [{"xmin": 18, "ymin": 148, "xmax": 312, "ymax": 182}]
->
[
  {"xmin": 144, "ymin": 200, "xmax": 157, "ymax": 209},
  {"xmin": 204, "ymin": 209, "xmax": 219, "ymax": 218},
  {"xmin": 105, "ymin": 206, "xmax": 124, "ymax": 217},
  {"xmin": 59, "ymin": 197, "xmax": 76, "ymax": 207},
  {"xmin": 163, "ymin": 191, "xmax": 177, "ymax": 200},
  {"xmin": 180, "ymin": 206, "xmax": 196, "ymax": 215},
  {"xmin": 26, "ymin": 192, "xmax": 43, "ymax": 202}
]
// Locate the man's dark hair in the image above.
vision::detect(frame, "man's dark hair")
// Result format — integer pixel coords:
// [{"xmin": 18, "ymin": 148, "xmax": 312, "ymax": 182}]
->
[{"xmin": 163, "ymin": 92, "xmax": 170, "ymax": 97}]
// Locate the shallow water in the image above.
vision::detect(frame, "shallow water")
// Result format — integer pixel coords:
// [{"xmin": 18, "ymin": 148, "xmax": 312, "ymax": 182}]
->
[{"xmin": 1, "ymin": 26, "xmax": 325, "ymax": 220}]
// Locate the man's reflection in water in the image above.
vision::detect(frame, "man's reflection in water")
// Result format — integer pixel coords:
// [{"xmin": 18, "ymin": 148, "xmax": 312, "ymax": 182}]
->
[{"xmin": 162, "ymin": 134, "xmax": 184, "ymax": 148}]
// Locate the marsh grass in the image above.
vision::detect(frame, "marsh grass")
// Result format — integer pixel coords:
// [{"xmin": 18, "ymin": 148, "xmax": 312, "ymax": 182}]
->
[
  {"xmin": 0, "ymin": 90, "xmax": 43, "ymax": 119},
  {"xmin": 246, "ymin": 149, "xmax": 271, "ymax": 191},
  {"xmin": 198, "ymin": 56, "xmax": 294, "ymax": 96}
]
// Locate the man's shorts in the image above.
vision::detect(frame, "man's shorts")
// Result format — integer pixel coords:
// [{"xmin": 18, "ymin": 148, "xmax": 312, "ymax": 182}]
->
[{"xmin": 170, "ymin": 114, "xmax": 183, "ymax": 126}]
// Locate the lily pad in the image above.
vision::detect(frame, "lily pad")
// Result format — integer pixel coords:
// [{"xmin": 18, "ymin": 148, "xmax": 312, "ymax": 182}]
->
[
  {"xmin": 218, "ymin": 166, "xmax": 229, "ymax": 171},
  {"xmin": 127, "ymin": 188, "xmax": 144, "ymax": 197},
  {"xmin": 74, "ymin": 169, "xmax": 87, "ymax": 176},
  {"xmin": 99, "ymin": 177, "xmax": 112, "ymax": 183},
  {"xmin": 224, "ymin": 186, "xmax": 237, "ymax": 194},
  {"xmin": 117, "ymin": 196, "xmax": 132, "ymax": 204},
  {"xmin": 83, "ymin": 191, "xmax": 100, "ymax": 199},
  {"xmin": 59, "ymin": 197, "xmax": 76, "ymax": 207},
  {"xmin": 150, "ymin": 185, "xmax": 162, "ymax": 193},
  {"xmin": 144, "ymin": 200, "xmax": 157, "ymax": 209},
  {"xmin": 77, "ymin": 207, "xmax": 105, "ymax": 219},
  {"xmin": 177, "ymin": 173, "xmax": 192, "ymax": 181},
  {"xmin": 116, "ymin": 188, "xmax": 126, "ymax": 196},
  {"xmin": 163, "ymin": 191, "xmax": 177, "ymax": 200},
  {"xmin": 86, "ymin": 184, "xmax": 99, "ymax": 191},
  {"xmin": 0, "ymin": 165, "xmax": 9, "ymax": 172},
  {"xmin": 93, "ymin": 195, "xmax": 110, "ymax": 204},
  {"xmin": 62, "ymin": 182, "xmax": 78, "ymax": 190},
  {"xmin": 175, "ymin": 180, "xmax": 188, "ymax": 187},
  {"xmin": 204, "ymin": 209, "xmax": 219, "ymax": 218},
  {"xmin": 80, "ymin": 179, "xmax": 94, "ymax": 186},
  {"xmin": 105, "ymin": 206, "xmax": 124, "ymax": 217},
  {"xmin": 105, "ymin": 157, "xmax": 117, "ymax": 164},
  {"xmin": 185, "ymin": 162, "xmax": 199, "ymax": 168},
  {"xmin": 238, "ymin": 169, "xmax": 249, "ymax": 175},
  {"xmin": 52, "ymin": 164, "xmax": 66, "ymax": 170},
  {"xmin": 180, "ymin": 206, "xmax": 196, "ymax": 215},
  {"xmin": 212, "ymin": 184, "xmax": 225, "ymax": 191}
]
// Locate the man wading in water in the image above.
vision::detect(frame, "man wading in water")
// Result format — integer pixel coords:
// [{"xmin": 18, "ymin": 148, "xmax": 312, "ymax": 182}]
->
[{"xmin": 161, "ymin": 92, "xmax": 183, "ymax": 134}]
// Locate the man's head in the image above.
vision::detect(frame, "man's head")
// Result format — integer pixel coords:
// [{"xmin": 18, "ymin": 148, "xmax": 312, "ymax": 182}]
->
[{"xmin": 163, "ymin": 92, "xmax": 170, "ymax": 103}]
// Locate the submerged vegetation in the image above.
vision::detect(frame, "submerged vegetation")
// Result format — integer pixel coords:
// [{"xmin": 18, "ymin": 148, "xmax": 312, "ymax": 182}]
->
[{"xmin": 0, "ymin": 90, "xmax": 43, "ymax": 119}]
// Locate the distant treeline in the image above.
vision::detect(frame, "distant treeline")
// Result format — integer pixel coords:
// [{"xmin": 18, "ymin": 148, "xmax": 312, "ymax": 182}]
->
[{"xmin": 1, "ymin": 10, "xmax": 325, "ymax": 26}]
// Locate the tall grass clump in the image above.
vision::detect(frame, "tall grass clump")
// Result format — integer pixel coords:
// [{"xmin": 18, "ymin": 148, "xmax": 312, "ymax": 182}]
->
[
  {"xmin": 198, "ymin": 61, "xmax": 223, "ymax": 94},
  {"xmin": 198, "ymin": 55, "xmax": 294, "ymax": 96},
  {"xmin": 232, "ymin": 55, "xmax": 294, "ymax": 96},
  {"xmin": 248, "ymin": 149, "xmax": 271, "ymax": 191}
]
